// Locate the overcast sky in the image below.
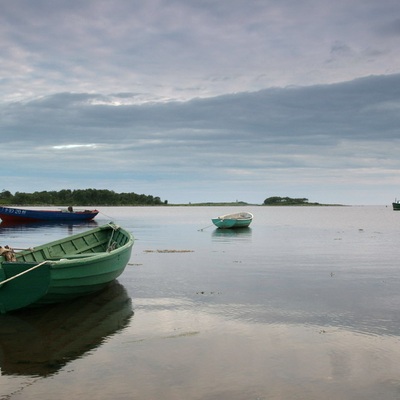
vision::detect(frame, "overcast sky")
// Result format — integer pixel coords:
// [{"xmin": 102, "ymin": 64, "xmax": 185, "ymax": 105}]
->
[{"xmin": 1, "ymin": 0, "xmax": 400, "ymax": 205}]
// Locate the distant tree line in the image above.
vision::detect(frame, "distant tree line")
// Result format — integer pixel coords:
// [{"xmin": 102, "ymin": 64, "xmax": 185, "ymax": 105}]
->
[
  {"xmin": 0, "ymin": 189, "xmax": 167, "ymax": 206},
  {"xmin": 263, "ymin": 196, "xmax": 317, "ymax": 205}
]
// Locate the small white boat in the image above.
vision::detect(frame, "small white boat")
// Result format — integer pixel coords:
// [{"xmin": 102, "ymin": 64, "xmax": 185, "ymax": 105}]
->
[{"xmin": 212, "ymin": 212, "xmax": 253, "ymax": 229}]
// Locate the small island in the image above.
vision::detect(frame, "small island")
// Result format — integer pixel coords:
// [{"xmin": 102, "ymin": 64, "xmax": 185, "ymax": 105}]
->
[
  {"xmin": 262, "ymin": 196, "xmax": 344, "ymax": 206},
  {"xmin": 263, "ymin": 196, "xmax": 321, "ymax": 206}
]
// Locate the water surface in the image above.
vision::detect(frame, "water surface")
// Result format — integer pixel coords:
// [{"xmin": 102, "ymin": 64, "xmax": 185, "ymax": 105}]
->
[{"xmin": 1, "ymin": 206, "xmax": 400, "ymax": 399}]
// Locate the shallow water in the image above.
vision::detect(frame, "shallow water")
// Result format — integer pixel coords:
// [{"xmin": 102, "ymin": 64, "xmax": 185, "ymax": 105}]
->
[{"xmin": 1, "ymin": 205, "xmax": 400, "ymax": 399}]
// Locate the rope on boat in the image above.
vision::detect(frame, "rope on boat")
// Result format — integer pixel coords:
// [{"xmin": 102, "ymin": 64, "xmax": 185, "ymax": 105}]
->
[
  {"xmin": 99, "ymin": 210, "xmax": 115, "ymax": 220},
  {"xmin": 198, "ymin": 224, "xmax": 214, "ymax": 231},
  {"xmin": 0, "ymin": 261, "xmax": 50, "ymax": 286}
]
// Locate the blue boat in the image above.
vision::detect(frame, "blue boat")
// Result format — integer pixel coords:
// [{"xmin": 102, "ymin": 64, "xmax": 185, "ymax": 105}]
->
[
  {"xmin": 212, "ymin": 212, "xmax": 253, "ymax": 229},
  {"xmin": 0, "ymin": 206, "xmax": 98, "ymax": 223}
]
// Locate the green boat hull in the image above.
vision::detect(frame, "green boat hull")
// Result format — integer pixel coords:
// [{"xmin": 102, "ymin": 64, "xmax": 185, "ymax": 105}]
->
[
  {"xmin": 0, "ymin": 262, "xmax": 51, "ymax": 314},
  {"xmin": 0, "ymin": 223, "xmax": 134, "ymax": 313},
  {"xmin": 212, "ymin": 212, "xmax": 253, "ymax": 229}
]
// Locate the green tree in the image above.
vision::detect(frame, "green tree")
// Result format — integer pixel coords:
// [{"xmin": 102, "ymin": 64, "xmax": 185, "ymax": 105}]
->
[{"xmin": 0, "ymin": 189, "xmax": 167, "ymax": 206}]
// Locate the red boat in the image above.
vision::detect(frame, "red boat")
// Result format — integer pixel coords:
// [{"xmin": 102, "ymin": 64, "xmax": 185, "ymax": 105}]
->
[{"xmin": 0, "ymin": 206, "xmax": 98, "ymax": 223}]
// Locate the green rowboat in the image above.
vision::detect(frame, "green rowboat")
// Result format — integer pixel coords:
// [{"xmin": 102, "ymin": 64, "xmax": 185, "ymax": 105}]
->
[
  {"xmin": 212, "ymin": 212, "xmax": 253, "ymax": 229},
  {"xmin": 0, "ymin": 223, "xmax": 133, "ymax": 313}
]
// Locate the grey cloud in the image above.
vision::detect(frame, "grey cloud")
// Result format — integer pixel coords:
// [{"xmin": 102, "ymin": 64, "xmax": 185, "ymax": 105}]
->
[
  {"xmin": 2, "ymin": 0, "xmax": 400, "ymax": 102},
  {"xmin": 2, "ymin": 74, "xmax": 400, "ymax": 146},
  {"xmin": 376, "ymin": 18, "xmax": 400, "ymax": 36},
  {"xmin": 330, "ymin": 41, "xmax": 353, "ymax": 57}
]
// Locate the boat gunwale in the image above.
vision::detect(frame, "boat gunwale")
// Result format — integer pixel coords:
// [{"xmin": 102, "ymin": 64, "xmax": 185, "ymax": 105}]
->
[{"xmin": 12, "ymin": 222, "xmax": 133, "ymax": 264}]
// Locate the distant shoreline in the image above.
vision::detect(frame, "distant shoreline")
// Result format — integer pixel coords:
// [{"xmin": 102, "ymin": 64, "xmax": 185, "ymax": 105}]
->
[
  {"xmin": 1, "ymin": 202, "xmax": 346, "ymax": 207},
  {"xmin": 170, "ymin": 202, "xmax": 345, "ymax": 207}
]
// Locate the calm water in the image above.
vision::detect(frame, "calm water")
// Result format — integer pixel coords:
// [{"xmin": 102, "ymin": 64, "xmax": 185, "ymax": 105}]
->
[{"xmin": 1, "ymin": 205, "xmax": 400, "ymax": 399}]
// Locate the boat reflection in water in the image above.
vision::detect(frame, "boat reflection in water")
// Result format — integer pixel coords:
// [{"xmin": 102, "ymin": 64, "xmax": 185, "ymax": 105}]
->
[
  {"xmin": 0, "ymin": 219, "xmax": 98, "ymax": 235},
  {"xmin": 0, "ymin": 282, "xmax": 133, "ymax": 377},
  {"xmin": 211, "ymin": 227, "xmax": 252, "ymax": 242},
  {"xmin": 0, "ymin": 220, "xmax": 99, "ymax": 249}
]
